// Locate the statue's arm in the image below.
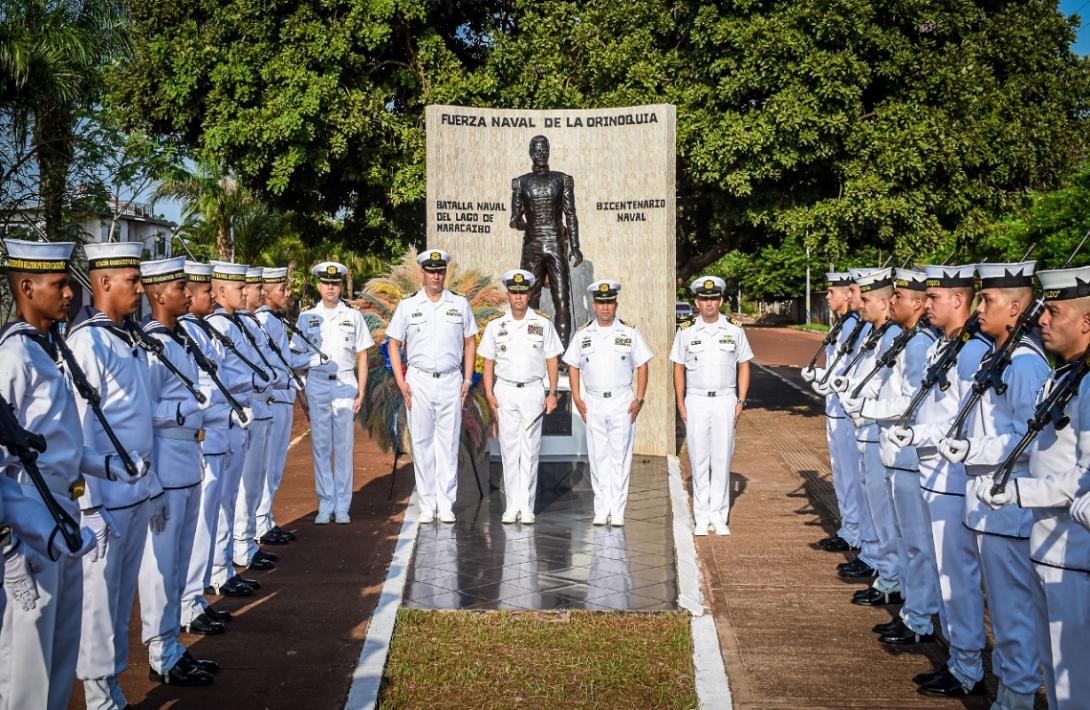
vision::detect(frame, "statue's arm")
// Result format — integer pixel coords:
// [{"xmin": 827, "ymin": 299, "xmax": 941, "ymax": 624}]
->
[
  {"xmin": 563, "ymin": 174, "xmax": 581, "ymax": 253},
  {"xmin": 509, "ymin": 177, "xmax": 525, "ymax": 230}
]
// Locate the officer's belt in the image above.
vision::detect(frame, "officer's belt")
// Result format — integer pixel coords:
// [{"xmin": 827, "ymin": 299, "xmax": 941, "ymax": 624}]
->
[
  {"xmin": 158, "ymin": 426, "xmax": 206, "ymax": 443},
  {"xmin": 497, "ymin": 376, "xmax": 543, "ymax": 388},
  {"xmin": 23, "ymin": 471, "xmax": 85, "ymax": 502},
  {"xmin": 585, "ymin": 384, "xmax": 632, "ymax": 399},
  {"xmin": 409, "ymin": 365, "xmax": 460, "ymax": 378},
  {"xmin": 315, "ymin": 369, "xmax": 355, "ymax": 380},
  {"xmin": 687, "ymin": 387, "xmax": 735, "ymax": 397}
]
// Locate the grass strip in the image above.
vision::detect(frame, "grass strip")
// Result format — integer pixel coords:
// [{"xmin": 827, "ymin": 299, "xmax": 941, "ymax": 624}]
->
[{"xmin": 379, "ymin": 609, "xmax": 696, "ymax": 709}]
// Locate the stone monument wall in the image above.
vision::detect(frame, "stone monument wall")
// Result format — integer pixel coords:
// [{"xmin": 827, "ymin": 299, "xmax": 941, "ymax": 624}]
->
[{"xmin": 425, "ymin": 104, "xmax": 676, "ymax": 456}]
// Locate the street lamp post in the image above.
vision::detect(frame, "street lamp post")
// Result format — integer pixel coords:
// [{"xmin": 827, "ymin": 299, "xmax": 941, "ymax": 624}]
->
[{"xmin": 805, "ymin": 245, "xmax": 811, "ymax": 325}]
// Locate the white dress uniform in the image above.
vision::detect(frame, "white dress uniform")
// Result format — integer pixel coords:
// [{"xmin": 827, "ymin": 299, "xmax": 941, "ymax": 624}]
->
[
  {"xmin": 386, "ymin": 252, "xmax": 477, "ymax": 519},
  {"xmin": 135, "ymin": 257, "xmax": 213, "ymax": 677},
  {"xmin": 0, "ymin": 240, "xmax": 100, "ymax": 710},
  {"xmin": 890, "ymin": 264, "xmax": 990, "ymax": 690},
  {"xmin": 940, "ymin": 263, "xmax": 1047, "ymax": 708},
  {"xmin": 562, "ymin": 280, "xmax": 653, "ymax": 524},
  {"xmin": 68, "ymin": 253, "xmax": 157, "ymax": 709},
  {"xmin": 204, "ymin": 262, "xmax": 265, "ymax": 589},
  {"xmin": 853, "ymin": 269, "xmax": 941, "ymax": 635},
  {"xmin": 479, "ymin": 270, "xmax": 563, "ymax": 522},
  {"xmin": 295, "ymin": 263, "xmax": 374, "ymax": 519},
  {"xmin": 669, "ymin": 276, "xmax": 753, "ymax": 532}
]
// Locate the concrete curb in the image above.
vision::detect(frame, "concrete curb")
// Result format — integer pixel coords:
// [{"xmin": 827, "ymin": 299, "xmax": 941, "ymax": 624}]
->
[
  {"xmin": 667, "ymin": 455, "xmax": 732, "ymax": 710},
  {"xmin": 343, "ymin": 491, "xmax": 419, "ymax": 710},
  {"xmin": 753, "ymin": 361, "xmax": 823, "ymax": 402}
]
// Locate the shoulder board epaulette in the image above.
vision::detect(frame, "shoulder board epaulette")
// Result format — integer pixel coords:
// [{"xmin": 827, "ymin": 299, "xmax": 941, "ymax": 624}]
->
[
  {"xmin": 537, "ymin": 310, "xmax": 551, "ymax": 319},
  {"xmin": 679, "ymin": 320, "xmax": 693, "ymax": 330},
  {"xmin": 581, "ymin": 319, "xmax": 593, "ymax": 329},
  {"xmin": 619, "ymin": 318, "xmax": 633, "ymax": 327},
  {"xmin": 730, "ymin": 317, "xmax": 743, "ymax": 327}
]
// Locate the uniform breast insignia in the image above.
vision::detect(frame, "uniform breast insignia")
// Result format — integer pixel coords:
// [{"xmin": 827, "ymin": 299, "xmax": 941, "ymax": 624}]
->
[
  {"xmin": 339, "ymin": 320, "xmax": 354, "ymax": 328},
  {"xmin": 719, "ymin": 334, "xmax": 735, "ymax": 345},
  {"xmin": 691, "ymin": 339, "xmax": 702, "ymax": 347},
  {"xmin": 411, "ymin": 311, "xmax": 423, "ymax": 320},
  {"xmin": 581, "ymin": 337, "xmax": 593, "ymax": 349},
  {"xmin": 307, "ymin": 319, "xmax": 320, "ymax": 329},
  {"xmin": 527, "ymin": 324, "xmax": 544, "ymax": 337},
  {"xmin": 445, "ymin": 307, "xmax": 461, "ymax": 317},
  {"xmin": 499, "ymin": 344, "xmax": 507, "ymax": 352},
  {"xmin": 498, "ymin": 329, "xmax": 509, "ymax": 338}
]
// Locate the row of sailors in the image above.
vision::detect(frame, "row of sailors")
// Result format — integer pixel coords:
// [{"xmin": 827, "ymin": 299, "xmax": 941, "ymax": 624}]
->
[
  {"xmin": 0, "ymin": 238, "xmax": 370, "ymax": 709},
  {"xmin": 802, "ymin": 260, "xmax": 1090, "ymax": 709}
]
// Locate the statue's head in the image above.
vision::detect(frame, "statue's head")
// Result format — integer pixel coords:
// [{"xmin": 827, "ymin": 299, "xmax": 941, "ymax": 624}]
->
[{"xmin": 529, "ymin": 135, "xmax": 550, "ymax": 167}]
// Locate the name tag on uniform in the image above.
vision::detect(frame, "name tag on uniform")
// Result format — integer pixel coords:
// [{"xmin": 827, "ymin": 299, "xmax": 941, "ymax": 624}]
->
[
  {"xmin": 445, "ymin": 307, "xmax": 461, "ymax": 317},
  {"xmin": 307, "ymin": 319, "xmax": 320, "ymax": 329},
  {"xmin": 581, "ymin": 337, "xmax": 593, "ymax": 349}
]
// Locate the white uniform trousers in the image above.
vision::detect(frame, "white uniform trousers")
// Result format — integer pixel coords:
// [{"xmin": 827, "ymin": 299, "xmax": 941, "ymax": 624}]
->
[
  {"xmin": 860, "ymin": 442, "xmax": 900, "ymax": 592},
  {"xmin": 1033, "ymin": 563, "xmax": 1090, "ymax": 710},
  {"xmin": 922, "ymin": 486, "xmax": 985, "ymax": 686},
  {"xmin": 827, "ymin": 415, "xmax": 863, "ymax": 546},
  {"xmin": 853, "ymin": 440, "xmax": 880, "ymax": 569},
  {"xmin": 307, "ymin": 371, "xmax": 359, "ymax": 515},
  {"xmin": 181, "ymin": 449, "xmax": 224, "ymax": 625},
  {"xmin": 257, "ymin": 401, "xmax": 294, "ymax": 536},
  {"xmin": 685, "ymin": 391, "xmax": 737, "ymax": 524},
  {"xmin": 406, "ymin": 368, "xmax": 462, "ymax": 516},
  {"xmin": 234, "ymin": 416, "xmax": 271, "ymax": 565},
  {"xmin": 891, "ymin": 470, "xmax": 939, "ymax": 635},
  {"xmin": 78, "ymin": 500, "xmax": 150, "ymax": 689},
  {"xmin": 0, "ymin": 498, "xmax": 82, "ymax": 710},
  {"xmin": 976, "ymin": 533, "xmax": 1042, "ymax": 699},
  {"xmin": 210, "ymin": 425, "xmax": 248, "ymax": 588},
  {"xmin": 495, "ymin": 380, "xmax": 545, "ymax": 517},
  {"xmin": 584, "ymin": 388, "xmax": 636, "ymax": 521},
  {"xmin": 138, "ymin": 484, "xmax": 201, "ymax": 674}
]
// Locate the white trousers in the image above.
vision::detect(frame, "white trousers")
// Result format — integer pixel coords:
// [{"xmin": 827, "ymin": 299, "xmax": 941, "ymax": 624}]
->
[
  {"xmin": 853, "ymin": 440, "xmax": 880, "ymax": 569},
  {"xmin": 234, "ymin": 416, "xmax": 271, "ymax": 565},
  {"xmin": 307, "ymin": 372, "xmax": 358, "ymax": 515},
  {"xmin": 1033, "ymin": 563, "xmax": 1090, "ymax": 710},
  {"xmin": 181, "ymin": 450, "xmax": 224, "ymax": 625},
  {"xmin": 211, "ymin": 426, "xmax": 248, "ymax": 588},
  {"xmin": 922, "ymin": 487, "xmax": 985, "ymax": 685},
  {"xmin": 139, "ymin": 484, "xmax": 201, "ymax": 674},
  {"xmin": 78, "ymin": 499, "xmax": 150, "ymax": 682},
  {"xmin": 0, "ymin": 497, "xmax": 82, "ymax": 710},
  {"xmin": 860, "ymin": 443, "xmax": 900, "ymax": 590},
  {"xmin": 495, "ymin": 381, "xmax": 545, "ymax": 517},
  {"xmin": 585, "ymin": 389, "xmax": 636, "ymax": 520},
  {"xmin": 685, "ymin": 391, "xmax": 736, "ymax": 523},
  {"xmin": 257, "ymin": 401, "xmax": 294, "ymax": 535},
  {"xmin": 976, "ymin": 533, "xmax": 1042, "ymax": 696},
  {"xmin": 827, "ymin": 415, "xmax": 863, "ymax": 546},
  {"xmin": 407, "ymin": 368, "xmax": 462, "ymax": 516},
  {"xmin": 891, "ymin": 470, "xmax": 939, "ymax": 635}
]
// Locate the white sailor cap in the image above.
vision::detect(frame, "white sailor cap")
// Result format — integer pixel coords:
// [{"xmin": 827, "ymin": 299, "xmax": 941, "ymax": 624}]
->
[
  {"xmin": 242, "ymin": 267, "xmax": 262, "ymax": 284},
  {"xmin": 847, "ymin": 267, "xmax": 879, "ymax": 281},
  {"xmin": 924, "ymin": 264, "xmax": 976, "ymax": 288},
  {"xmin": 1038, "ymin": 265, "xmax": 1090, "ymax": 301},
  {"xmin": 857, "ymin": 267, "xmax": 893, "ymax": 293},
  {"xmin": 3, "ymin": 238, "xmax": 75, "ymax": 273},
  {"xmin": 184, "ymin": 261, "xmax": 213, "ymax": 283},
  {"xmin": 140, "ymin": 256, "xmax": 186, "ymax": 285},
  {"xmin": 976, "ymin": 261, "xmax": 1036, "ymax": 289},
  {"xmin": 501, "ymin": 269, "xmax": 534, "ymax": 292},
  {"xmin": 690, "ymin": 275, "xmax": 726, "ymax": 297},
  {"xmin": 84, "ymin": 242, "xmax": 142, "ymax": 271},
  {"xmin": 262, "ymin": 267, "xmax": 288, "ymax": 283},
  {"xmin": 894, "ymin": 268, "xmax": 927, "ymax": 291},
  {"xmin": 826, "ymin": 271, "xmax": 853, "ymax": 288},
  {"xmin": 588, "ymin": 279, "xmax": 621, "ymax": 302},
  {"xmin": 211, "ymin": 262, "xmax": 249, "ymax": 282},
  {"xmin": 417, "ymin": 249, "xmax": 450, "ymax": 272},
  {"xmin": 312, "ymin": 261, "xmax": 347, "ymax": 283}
]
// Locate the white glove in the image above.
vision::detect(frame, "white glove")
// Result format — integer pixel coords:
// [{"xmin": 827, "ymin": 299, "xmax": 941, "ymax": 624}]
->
[
  {"xmin": 975, "ymin": 474, "xmax": 1015, "ymax": 510},
  {"xmin": 3, "ymin": 544, "xmax": 40, "ymax": 611},
  {"xmin": 178, "ymin": 387, "xmax": 213, "ymax": 418},
  {"xmin": 889, "ymin": 426, "xmax": 915, "ymax": 448},
  {"xmin": 231, "ymin": 406, "xmax": 254, "ymax": 430},
  {"xmin": 830, "ymin": 375, "xmax": 849, "ymax": 393},
  {"xmin": 148, "ymin": 497, "xmax": 170, "ymax": 535},
  {"xmin": 53, "ymin": 527, "xmax": 96, "ymax": 560},
  {"xmin": 107, "ymin": 451, "xmax": 148, "ymax": 483},
  {"xmin": 801, "ymin": 367, "xmax": 817, "ymax": 383},
  {"xmin": 939, "ymin": 437, "xmax": 970, "ymax": 463},
  {"xmin": 1070, "ymin": 492, "xmax": 1090, "ymax": 530},
  {"xmin": 841, "ymin": 396, "xmax": 864, "ymax": 415},
  {"xmin": 812, "ymin": 380, "xmax": 833, "ymax": 396},
  {"xmin": 81, "ymin": 508, "xmax": 118, "ymax": 562}
]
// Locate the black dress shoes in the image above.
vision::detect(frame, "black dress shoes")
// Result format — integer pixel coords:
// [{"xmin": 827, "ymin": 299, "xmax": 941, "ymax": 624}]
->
[
  {"xmin": 819, "ymin": 536, "xmax": 854, "ymax": 552},
  {"xmin": 260, "ymin": 529, "xmax": 291, "ymax": 545},
  {"xmin": 878, "ymin": 618, "xmax": 935, "ymax": 645},
  {"xmin": 181, "ymin": 651, "xmax": 220, "ymax": 675},
  {"xmin": 917, "ymin": 668, "xmax": 985, "ymax": 697},
  {"xmin": 206, "ymin": 578, "xmax": 253, "ymax": 597},
  {"xmin": 272, "ymin": 526, "xmax": 296, "ymax": 541},
  {"xmin": 837, "ymin": 560, "xmax": 878, "ymax": 579},
  {"xmin": 913, "ymin": 665, "xmax": 946, "ymax": 685},
  {"xmin": 851, "ymin": 587, "xmax": 904, "ymax": 606},
  {"xmin": 254, "ymin": 549, "xmax": 279, "ymax": 563},
  {"xmin": 872, "ymin": 618, "xmax": 902, "ymax": 634},
  {"xmin": 149, "ymin": 661, "xmax": 214, "ymax": 686},
  {"xmin": 183, "ymin": 613, "xmax": 225, "ymax": 635},
  {"xmin": 204, "ymin": 607, "xmax": 232, "ymax": 624},
  {"xmin": 232, "ymin": 575, "xmax": 260, "ymax": 590},
  {"xmin": 245, "ymin": 555, "xmax": 276, "ymax": 570}
]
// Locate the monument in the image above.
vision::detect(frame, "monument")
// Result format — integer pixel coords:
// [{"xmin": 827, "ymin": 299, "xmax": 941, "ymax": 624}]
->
[{"xmin": 426, "ymin": 104, "xmax": 676, "ymax": 457}]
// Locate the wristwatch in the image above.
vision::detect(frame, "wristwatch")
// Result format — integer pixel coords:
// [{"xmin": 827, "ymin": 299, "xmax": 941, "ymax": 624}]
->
[
  {"xmin": 637, "ymin": 398, "xmax": 645, "ymax": 406},
  {"xmin": 548, "ymin": 390, "xmax": 558, "ymax": 397},
  {"xmin": 739, "ymin": 399, "xmax": 748, "ymax": 408}
]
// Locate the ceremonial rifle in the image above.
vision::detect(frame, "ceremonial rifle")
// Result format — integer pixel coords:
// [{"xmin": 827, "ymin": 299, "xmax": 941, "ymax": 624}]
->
[
  {"xmin": 248, "ymin": 312, "xmax": 306, "ymax": 390},
  {"xmin": 270, "ymin": 311, "xmax": 331, "ymax": 364},
  {"xmin": 817, "ymin": 315, "xmax": 870, "ymax": 385},
  {"xmin": 829, "ymin": 318, "xmax": 896, "ymax": 390},
  {"xmin": 895, "ymin": 312, "xmax": 982, "ymax": 428},
  {"xmin": 231, "ymin": 313, "xmax": 280, "ymax": 379},
  {"xmin": 805, "ymin": 311, "xmax": 852, "ymax": 371},
  {"xmin": 173, "ymin": 324, "xmax": 250, "ymax": 424},
  {"xmin": 849, "ymin": 317, "xmax": 931, "ymax": 399},
  {"xmin": 991, "ymin": 349, "xmax": 1090, "ymax": 495},
  {"xmin": 0, "ymin": 393, "xmax": 83, "ymax": 554},
  {"xmin": 195, "ymin": 314, "xmax": 272, "ymax": 382},
  {"xmin": 122, "ymin": 319, "xmax": 207, "ymax": 404}
]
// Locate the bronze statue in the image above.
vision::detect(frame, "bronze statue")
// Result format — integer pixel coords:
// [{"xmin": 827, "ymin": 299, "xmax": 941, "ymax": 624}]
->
[{"xmin": 510, "ymin": 135, "xmax": 582, "ymax": 346}]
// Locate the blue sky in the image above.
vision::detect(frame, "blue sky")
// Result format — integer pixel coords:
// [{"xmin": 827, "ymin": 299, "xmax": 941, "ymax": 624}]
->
[{"xmin": 1062, "ymin": 0, "xmax": 1090, "ymax": 54}]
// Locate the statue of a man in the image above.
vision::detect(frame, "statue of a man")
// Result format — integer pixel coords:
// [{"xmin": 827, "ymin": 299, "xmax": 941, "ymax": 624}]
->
[{"xmin": 510, "ymin": 135, "xmax": 583, "ymax": 346}]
